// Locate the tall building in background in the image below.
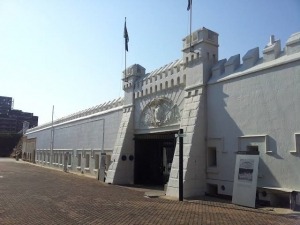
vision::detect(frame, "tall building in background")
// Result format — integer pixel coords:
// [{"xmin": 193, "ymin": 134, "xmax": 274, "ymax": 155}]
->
[
  {"xmin": 0, "ymin": 96, "xmax": 38, "ymax": 133},
  {"xmin": 0, "ymin": 96, "xmax": 38, "ymax": 156}
]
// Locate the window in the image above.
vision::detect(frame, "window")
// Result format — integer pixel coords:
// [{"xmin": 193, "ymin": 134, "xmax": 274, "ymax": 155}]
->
[
  {"xmin": 247, "ymin": 145, "xmax": 259, "ymax": 154},
  {"xmin": 59, "ymin": 153, "xmax": 62, "ymax": 164},
  {"xmin": 291, "ymin": 133, "xmax": 300, "ymax": 153},
  {"xmin": 171, "ymin": 79, "xmax": 174, "ymax": 87},
  {"xmin": 94, "ymin": 154, "xmax": 99, "ymax": 169},
  {"xmin": 105, "ymin": 154, "xmax": 112, "ymax": 170},
  {"xmin": 77, "ymin": 154, "xmax": 81, "ymax": 166},
  {"xmin": 207, "ymin": 147, "xmax": 217, "ymax": 167},
  {"xmin": 238, "ymin": 135, "xmax": 269, "ymax": 153},
  {"xmin": 85, "ymin": 154, "xmax": 90, "ymax": 168},
  {"xmin": 68, "ymin": 154, "xmax": 71, "ymax": 165},
  {"xmin": 296, "ymin": 134, "xmax": 300, "ymax": 152},
  {"xmin": 165, "ymin": 81, "xmax": 168, "ymax": 89}
]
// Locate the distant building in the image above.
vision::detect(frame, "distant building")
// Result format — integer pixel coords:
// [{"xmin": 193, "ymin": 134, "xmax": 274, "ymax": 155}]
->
[
  {"xmin": 24, "ymin": 27, "xmax": 300, "ymax": 209},
  {"xmin": 0, "ymin": 96, "xmax": 38, "ymax": 133}
]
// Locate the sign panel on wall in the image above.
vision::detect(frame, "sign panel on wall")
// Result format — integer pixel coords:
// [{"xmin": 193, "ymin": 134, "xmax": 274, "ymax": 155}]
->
[{"xmin": 232, "ymin": 154, "xmax": 259, "ymax": 208}]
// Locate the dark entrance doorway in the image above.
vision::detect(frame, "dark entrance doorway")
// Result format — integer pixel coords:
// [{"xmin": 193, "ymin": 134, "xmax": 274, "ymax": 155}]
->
[{"xmin": 134, "ymin": 132, "xmax": 176, "ymax": 186}]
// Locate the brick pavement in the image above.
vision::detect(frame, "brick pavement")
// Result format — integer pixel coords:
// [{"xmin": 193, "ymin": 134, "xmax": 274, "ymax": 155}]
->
[{"xmin": 0, "ymin": 158, "xmax": 299, "ymax": 225}]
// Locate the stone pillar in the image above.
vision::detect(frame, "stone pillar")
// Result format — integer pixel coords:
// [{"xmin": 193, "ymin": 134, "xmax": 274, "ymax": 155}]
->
[
  {"xmin": 106, "ymin": 106, "xmax": 135, "ymax": 184},
  {"xmin": 106, "ymin": 64, "xmax": 145, "ymax": 184},
  {"xmin": 166, "ymin": 87, "xmax": 207, "ymax": 198}
]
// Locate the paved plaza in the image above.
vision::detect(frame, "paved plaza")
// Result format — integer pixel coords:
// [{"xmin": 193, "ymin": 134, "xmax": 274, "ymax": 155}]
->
[{"xmin": 0, "ymin": 158, "xmax": 299, "ymax": 225}]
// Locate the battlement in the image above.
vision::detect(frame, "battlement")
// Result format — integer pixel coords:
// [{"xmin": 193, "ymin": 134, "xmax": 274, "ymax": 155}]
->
[
  {"xmin": 210, "ymin": 32, "xmax": 300, "ymax": 83},
  {"xmin": 123, "ymin": 64, "xmax": 146, "ymax": 90},
  {"xmin": 132, "ymin": 59, "xmax": 187, "ymax": 98},
  {"xmin": 182, "ymin": 27, "xmax": 219, "ymax": 52},
  {"xmin": 27, "ymin": 97, "xmax": 124, "ymax": 133}
]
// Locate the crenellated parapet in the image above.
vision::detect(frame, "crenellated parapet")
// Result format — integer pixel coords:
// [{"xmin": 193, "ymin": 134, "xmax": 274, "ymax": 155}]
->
[
  {"xmin": 27, "ymin": 97, "xmax": 124, "ymax": 132},
  {"xmin": 133, "ymin": 59, "xmax": 187, "ymax": 99},
  {"xmin": 123, "ymin": 64, "xmax": 145, "ymax": 90},
  {"xmin": 286, "ymin": 32, "xmax": 300, "ymax": 55},
  {"xmin": 210, "ymin": 32, "xmax": 300, "ymax": 82}
]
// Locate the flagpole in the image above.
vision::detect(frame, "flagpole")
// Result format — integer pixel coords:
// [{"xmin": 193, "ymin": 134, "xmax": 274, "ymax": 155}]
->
[
  {"xmin": 50, "ymin": 105, "xmax": 54, "ymax": 165},
  {"xmin": 189, "ymin": 0, "xmax": 193, "ymax": 52},
  {"xmin": 124, "ymin": 17, "xmax": 127, "ymax": 82},
  {"xmin": 124, "ymin": 17, "xmax": 128, "ymax": 82}
]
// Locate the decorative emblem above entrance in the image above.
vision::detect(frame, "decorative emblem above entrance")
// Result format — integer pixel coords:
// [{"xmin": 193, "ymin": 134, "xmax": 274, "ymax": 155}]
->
[{"xmin": 140, "ymin": 97, "xmax": 181, "ymax": 128}]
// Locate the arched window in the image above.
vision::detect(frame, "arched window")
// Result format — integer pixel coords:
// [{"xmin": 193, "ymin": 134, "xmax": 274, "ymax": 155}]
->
[{"xmin": 165, "ymin": 81, "xmax": 168, "ymax": 89}]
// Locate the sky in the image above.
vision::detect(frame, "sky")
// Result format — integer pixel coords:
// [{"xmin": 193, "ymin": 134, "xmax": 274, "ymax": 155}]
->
[{"xmin": 0, "ymin": 0, "xmax": 299, "ymax": 125}]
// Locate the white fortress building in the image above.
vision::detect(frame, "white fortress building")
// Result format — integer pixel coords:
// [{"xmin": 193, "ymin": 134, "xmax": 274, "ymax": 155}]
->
[{"xmin": 23, "ymin": 27, "xmax": 300, "ymax": 209}]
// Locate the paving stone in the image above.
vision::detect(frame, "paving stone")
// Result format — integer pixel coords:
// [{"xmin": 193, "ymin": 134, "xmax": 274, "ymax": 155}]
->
[{"xmin": 0, "ymin": 158, "xmax": 299, "ymax": 225}]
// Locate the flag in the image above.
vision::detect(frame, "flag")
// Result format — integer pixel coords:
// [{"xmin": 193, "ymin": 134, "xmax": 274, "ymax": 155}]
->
[
  {"xmin": 187, "ymin": 0, "xmax": 192, "ymax": 11},
  {"xmin": 124, "ymin": 19, "xmax": 129, "ymax": 52}
]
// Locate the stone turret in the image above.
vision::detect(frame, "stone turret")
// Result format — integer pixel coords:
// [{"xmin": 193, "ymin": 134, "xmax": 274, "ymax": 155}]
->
[
  {"xmin": 122, "ymin": 64, "xmax": 145, "ymax": 106},
  {"xmin": 182, "ymin": 27, "xmax": 219, "ymax": 86}
]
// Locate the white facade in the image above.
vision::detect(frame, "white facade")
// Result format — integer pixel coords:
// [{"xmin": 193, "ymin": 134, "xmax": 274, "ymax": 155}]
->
[
  {"xmin": 25, "ymin": 98, "xmax": 123, "ymax": 179},
  {"xmin": 207, "ymin": 34, "xmax": 300, "ymax": 198},
  {"xmin": 24, "ymin": 28, "xmax": 300, "ymax": 206}
]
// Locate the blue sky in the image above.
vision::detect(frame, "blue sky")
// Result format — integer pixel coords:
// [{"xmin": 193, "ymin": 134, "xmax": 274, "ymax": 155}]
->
[{"xmin": 1, "ymin": 0, "xmax": 299, "ymax": 125}]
